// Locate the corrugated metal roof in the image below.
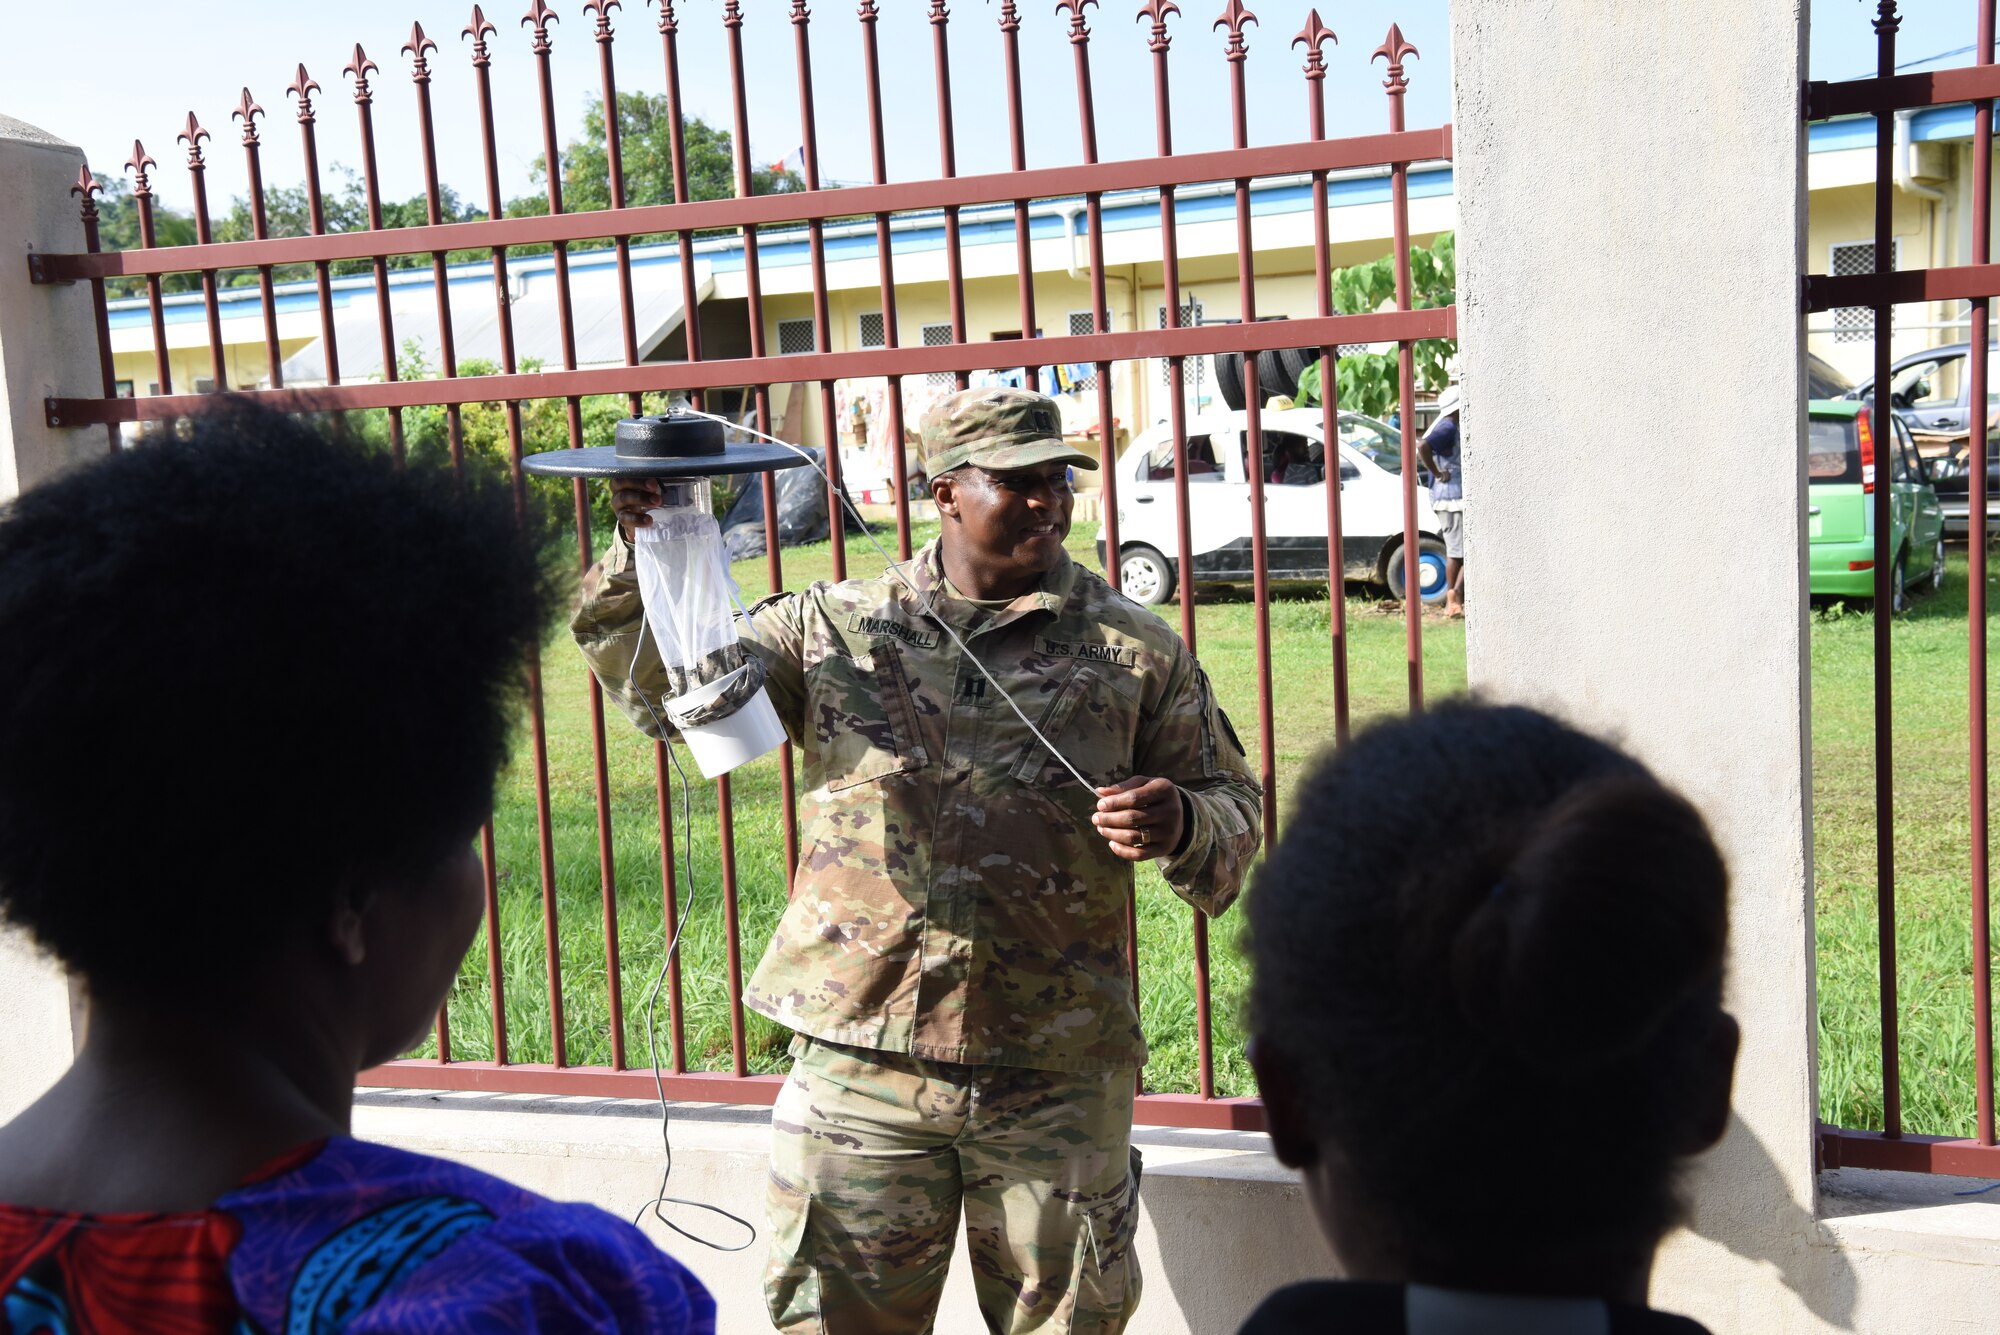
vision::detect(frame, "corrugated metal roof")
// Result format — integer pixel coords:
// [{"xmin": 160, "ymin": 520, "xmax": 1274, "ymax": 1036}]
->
[{"xmin": 280, "ymin": 262, "xmax": 711, "ymax": 384}]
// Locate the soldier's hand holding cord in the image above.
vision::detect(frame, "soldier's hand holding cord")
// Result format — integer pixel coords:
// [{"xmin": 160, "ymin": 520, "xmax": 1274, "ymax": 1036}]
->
[{"xmin": 1093, "ymin": 776, "xmax": 1187, "ymax": 862}]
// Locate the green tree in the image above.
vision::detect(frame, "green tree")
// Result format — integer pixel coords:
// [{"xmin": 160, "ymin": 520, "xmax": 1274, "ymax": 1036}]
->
[
  {"xmin": 1296, "ymin": 231, "xmax": 1456, "ymax": 420},
  {"xmin": 536, "ymin": 93, "xmax": 803, "ymax": 218}
]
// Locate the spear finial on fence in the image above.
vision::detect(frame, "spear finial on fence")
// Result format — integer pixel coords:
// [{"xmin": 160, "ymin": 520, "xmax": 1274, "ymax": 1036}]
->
[
  {"xmin": 124, "ymin": 142, "xmax": 156, "ymax": 195},
  {"xmin": 71, "ymin": 165, "xmax": 102, "ymax": 221},
  {"xmin": 1137, "ymin": 1, "xmax": 1179, "ymax": 52},
  {"xmin": 233, "ymin": 89, "xmax": 266, "ymax": 143},
  {"xmin": 584, "ymin": 0, "xmax": 620, "ymax": 41},
  {"xmin": 1874, "ymin": 0, "xmax": 1900, "ymax": 36},
  {"xmin": 1057, "ymin": 0, "xmax": 1096, "ymax": 42},
  {"xmin": 403, "ymin": 23, "xmax": 438, "ymax": 80},
  {"xmin": 722, "ymin": 0, "xmax": 742, "ymax": 29},
  {"xmin": 523, "ymin": 0, "xmax": 559, "ymax": 51},
  {"xmin": 464, "ymin": 6, "xmax": 498, "ymax": 62},
  {"xmin": 1293, "ymin": 9, "xmax": 1334, "ymax": 77},
  {"xmin": 858, "ymin": 0, "xmax": 877, "ymax": 24},
  {"xmin": 929, "ymin": 0, "xmax": 948, "ymax": 22},
  {"xmin": 650, "ymin": 0, "xmax": 677, "ymax": 34},
  {"xmin": 999, "ymin": 0, "xmax": 1020, "ymax": 32},
  {"xmin": 789, "ymin": 0, "xmax": 809, "ymax": 23},
  {"xmin": 344, "ymin": 45, "xmax": 379, "ymax": 101},
  {"xmin": 1212, "ymin": 1, "xmax": 1254, "ymax": 59},
  {"xmin": 177, "ymin": 113, "xmax": 210, "ymax": 169},
  {"xmin": 287, "ymin": 65, "xmax": 321, "ymax": 121},
  {"xmin": 1372, "ymin": 22, "xmax": 1417, "ymax": 93}
]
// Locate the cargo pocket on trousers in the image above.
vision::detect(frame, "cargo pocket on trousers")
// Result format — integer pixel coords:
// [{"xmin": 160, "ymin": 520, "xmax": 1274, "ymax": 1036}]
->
[
  {"xmin": 1069, "ymin": 1148, "xmax": 1143, "ymax": 1334},
  {"xmin": 764, "ymin": 1173, "xmax": 825, "ymax": 1335}
]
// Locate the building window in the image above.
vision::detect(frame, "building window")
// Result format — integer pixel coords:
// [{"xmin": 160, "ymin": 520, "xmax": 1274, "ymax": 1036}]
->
[
  {"xmin": 1065, "ymin": 311, "xmax": 1099, "ymax": 393},
  {"xmin": 859, "ymin": 311, "xmax": 886, "ymax": 349},
  {"xmin": 1157, "ymin": 297, "xmax": 1206, "ymax": 387},
  {"xmin": 1830, "ymin": 239, "xmax": 1897, "ymax": 345},
  {"xmin": 922, "ymin": 321, "xmax": 955, "ymax": 390},
  {"xmin": 777, "ymin": 317, "xmax": 816, "ymax": 356},
  {"xmin": 113, "ymin": 379, "xmax": 134, "ymax": 399}
]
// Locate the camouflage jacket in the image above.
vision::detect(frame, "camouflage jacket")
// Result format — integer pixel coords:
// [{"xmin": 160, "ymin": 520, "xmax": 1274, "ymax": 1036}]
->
[{"xmin": 572, "ymin": 531, "xmax": 1263, "ymax": 1072}]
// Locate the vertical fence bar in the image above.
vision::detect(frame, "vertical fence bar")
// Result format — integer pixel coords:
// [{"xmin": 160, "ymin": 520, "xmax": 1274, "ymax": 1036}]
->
[
  {"xmin": 122, "ymin": 144, "xmax": 172, "ymax": 397},
  {"xmin": 857, "ymin": 0, "xmax": 914, "ymax": 560},
  {"xmin": 466, "ymin": 3, "xmax": 557, "ymax": 1067},
  {"xmin": 1221, "ymin": 5, "xmax": 1280, "ymax": 849},
  {"xmin": 1298, "ymin": 13, "xmax": 1349, "ymax": 743},
  {"xmin": 654, "ymin": 745, "xmax": 689, "ymax": 1071},
  {"xmin": 1971, "ymin": 0, "xmax": 1994, "ymax": 1147},
  {"xmin": 788, "ymin": 0, "xmax": 847, "ymax": 581},
  {"xmin": 344, "ymin": 48, "xmax": 406, "ymax": 461},
  {"xmin": 232, "ymin": 92, "xmax": 284, "ymax": 390},
  {"xmin": 719, "ymin": 0, "xmax": 760, "ymax": 1069},
  {"xmin": 1870, "ymin": 0, "xmax": 1903, "ymax": 1138},
  {"xmin": 287, "ymin": 68, "xmax": 342, "ymax": 387},
  {"xmin": 929, "ymin": 1, "xmax": 970, "ymax": 391},
  {"xmin": 405, "ymin": 25, "xmax": 465, "ymax": 472},
  {"xmin": 649, "ymin": 3, "xmax": 711, "ymax": 1044},
  {"xmin": 479, "ymin": 822, "xmax": 508, "ymax": 1063},
  {"xmin": 526, "ymin": 0, "xmax": 628, "ymax": 1072},
  {"xmin": 1376, "ymin": 26, "xmax": 1424, "ymax": 712},
  {"xmin": 1065, "ymin": 4, "xmax": 1120, "ymax": 596},
  {"xmin": 1143, "ymin": 4, "xmax": 1197, "ymax": 654},
  {"xmin": 999, "ymin": 2, "xmax": 1040, "ymax": 381},
  {"xmin": 588, "ymin": 0, "xmax": 646, "ymax": 420},
  {"xmin": 69, "ymin": 170, "xmax": 120, "ymax": 454},
  {"xmin": 177, "ymin": 116, "xmax": 229, "ymax": 393}
]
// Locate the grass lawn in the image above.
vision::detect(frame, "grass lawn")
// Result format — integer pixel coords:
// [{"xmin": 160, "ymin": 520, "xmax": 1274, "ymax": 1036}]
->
[
  {"xmin": 408, "ymin": 513, "xmax": 1996, "ymax": 1137},
  {"xmin": 411, "ymin": 517, "xmax": 1464, "ymax": 1097},
  {"xmin": 1811, "ymin": 546, "xmax": 2000, "ymax": 1138}
]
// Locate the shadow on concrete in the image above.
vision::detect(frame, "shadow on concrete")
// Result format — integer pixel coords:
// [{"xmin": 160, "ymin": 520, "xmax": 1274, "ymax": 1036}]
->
[{"xmin": 1684, "ymin": 1112, "xmax": 1858, "ymax": 1330}]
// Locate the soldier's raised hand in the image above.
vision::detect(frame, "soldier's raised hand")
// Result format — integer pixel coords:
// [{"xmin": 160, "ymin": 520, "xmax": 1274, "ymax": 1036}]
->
[{"xmin": 612, "ymin": 478, "xmax": 665, "ymax": 538}]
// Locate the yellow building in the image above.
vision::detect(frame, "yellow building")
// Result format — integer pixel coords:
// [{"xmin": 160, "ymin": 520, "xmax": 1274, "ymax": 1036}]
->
[{"xmin": 104, "ymin": 163, "xmax": 1455, "ymax": 488}]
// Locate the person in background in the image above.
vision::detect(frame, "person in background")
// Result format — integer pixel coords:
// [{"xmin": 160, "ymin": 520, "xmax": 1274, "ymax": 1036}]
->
[
  {"xmin": 0, "ymin": 410, "xmax": 713, "ymax": 1334},
  {"xmin": 1242, "ymin": 703, "xmax": 1737, "ymax": 1335},
  {"xmin": 1415, "ymin": 386, "xmax": 1465, "ymax": 615}
]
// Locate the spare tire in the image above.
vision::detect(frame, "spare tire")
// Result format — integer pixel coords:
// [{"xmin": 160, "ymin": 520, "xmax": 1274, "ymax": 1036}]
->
[
  {"xmin": 1279, "ymin": 346, "xmax": 1316, "ymax": 389},
  {"xmin": 1255, "ymin": 348, "xmax": 1296, "ymax": 401},
  {"xmin": 1214, "ymin": 350, "xmax": 1246, "ymax": 410}
]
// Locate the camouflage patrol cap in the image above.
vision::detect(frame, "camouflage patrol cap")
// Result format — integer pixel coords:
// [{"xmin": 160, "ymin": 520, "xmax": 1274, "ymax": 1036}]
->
[{"xmin": 917, "ymin": 387, "xmax": 1099, "ymax": 480}]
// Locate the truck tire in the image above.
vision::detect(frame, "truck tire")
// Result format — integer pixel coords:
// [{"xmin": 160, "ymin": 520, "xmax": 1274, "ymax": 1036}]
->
[{"xmin": 1214, "ymin": 351, "xmax": 1245, "ymax": 410}]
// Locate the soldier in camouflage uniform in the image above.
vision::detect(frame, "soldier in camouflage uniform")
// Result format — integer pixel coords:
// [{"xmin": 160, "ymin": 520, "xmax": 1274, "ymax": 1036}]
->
[{"xmin": 572, "ymin": 387, "xmax": 1263, "ymax": 1334}]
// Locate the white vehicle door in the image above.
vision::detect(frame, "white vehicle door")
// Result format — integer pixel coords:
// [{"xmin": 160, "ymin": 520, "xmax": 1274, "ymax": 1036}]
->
[
  {"xmin": 1253, "ymin": 423, "xmax": 1334, "ymax": 576},
  {"xmin": 1120, "ymin": 424, "xmax": 1242, "ymax": 570}
]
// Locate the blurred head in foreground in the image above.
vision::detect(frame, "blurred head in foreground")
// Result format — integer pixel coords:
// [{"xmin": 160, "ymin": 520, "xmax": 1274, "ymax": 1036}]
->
[
  {"xmin": 0, "ymin": 407, "xmax": 554, "ymax": 1064},
  {"xmin": 1248, "ymin": 703, "xmax": 1737, "ymax": 1302}
]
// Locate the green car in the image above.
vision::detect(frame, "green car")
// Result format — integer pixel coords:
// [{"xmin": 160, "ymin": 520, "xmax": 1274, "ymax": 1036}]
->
[{"xmin": 1808, "ymin": 400, "xmax": 1946, "ymax": 610}]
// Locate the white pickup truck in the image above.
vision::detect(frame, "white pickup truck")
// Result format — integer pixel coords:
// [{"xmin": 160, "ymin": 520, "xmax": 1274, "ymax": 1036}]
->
[{"xmin": 1093, "ymin": 408, "xmax": 1447, "ymax": 606}]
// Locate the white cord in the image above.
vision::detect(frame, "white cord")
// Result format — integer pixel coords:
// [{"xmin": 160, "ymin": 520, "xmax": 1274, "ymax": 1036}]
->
[{"xmin": 681, "ymin": 408, "xmax": 1095, "ymax": 790}]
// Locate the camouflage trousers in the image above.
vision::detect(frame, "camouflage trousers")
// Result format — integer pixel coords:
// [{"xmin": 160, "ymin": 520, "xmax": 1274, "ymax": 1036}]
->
[{"xmin": 764, "ymin": 1037, "xmax": 1142, "ymax": 1335}]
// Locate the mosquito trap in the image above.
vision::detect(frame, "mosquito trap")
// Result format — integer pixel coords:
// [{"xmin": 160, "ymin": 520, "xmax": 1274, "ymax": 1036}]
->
[{"xmin": 523, "ymin": 407, "xmax": 810, "ymax": 778}]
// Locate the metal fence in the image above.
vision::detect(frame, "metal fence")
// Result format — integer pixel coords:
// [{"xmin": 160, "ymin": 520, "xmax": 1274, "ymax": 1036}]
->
[
  {"xmin": 1805, "ymin": 0, "xmax": 2000, "ymax": 1176},
  {"xmin": 33, "ymin": 0, "xmax": 1454, "ymax": 1132}
]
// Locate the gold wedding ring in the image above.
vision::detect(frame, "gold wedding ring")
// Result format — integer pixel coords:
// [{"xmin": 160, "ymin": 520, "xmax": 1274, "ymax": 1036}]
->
[{"xmin": 1135, "ymin": 829, "xmax": 1150, "ymax": 849}]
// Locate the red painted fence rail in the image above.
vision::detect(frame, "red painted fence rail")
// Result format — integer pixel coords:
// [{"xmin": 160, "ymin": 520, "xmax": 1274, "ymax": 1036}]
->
[{"xmin": 39, "ymin": 0, "xmax": 1455, "ymax": 1134}]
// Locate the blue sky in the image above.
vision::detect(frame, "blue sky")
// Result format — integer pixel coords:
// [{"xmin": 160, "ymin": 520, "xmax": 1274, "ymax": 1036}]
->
[{"xmin": 0, "ymin": 2, "xmax": 1978, "ymax": 219}]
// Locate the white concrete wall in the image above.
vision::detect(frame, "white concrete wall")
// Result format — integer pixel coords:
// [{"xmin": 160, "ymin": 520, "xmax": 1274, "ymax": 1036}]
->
[
  {"xmin": 1453, "ymin": 1, "xmax": 2000, "ymax": 1330},
  {"xmin": 355, "ymin": 1092, "xmax": 1333, "ymax": 1335},
  {"xmin": 0, "ymin": 116, "xmax": 107, "ymax": 501},
  {"xmin": 0, "ymin": 116, "xmax": 91, "ymax": 1121}
]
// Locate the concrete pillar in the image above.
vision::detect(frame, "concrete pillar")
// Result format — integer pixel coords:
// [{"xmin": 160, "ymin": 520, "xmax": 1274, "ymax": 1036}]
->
[
  {"xmin": 1449, "ymin": 0, "xmax": 1830, "ymax": 1328},
  {"xmin": 0, "ymin": 115, "xmax": 106, "ymax": 502},
  {"xmin": 0, "ymin": 114, "xmax": 89, "ymax": 1115}
]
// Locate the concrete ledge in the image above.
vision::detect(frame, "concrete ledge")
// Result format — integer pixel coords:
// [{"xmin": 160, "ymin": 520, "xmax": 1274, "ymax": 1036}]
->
[{"xmin": 352, "ymin": 1088, "xmax": 1331, "ymax": 1335}]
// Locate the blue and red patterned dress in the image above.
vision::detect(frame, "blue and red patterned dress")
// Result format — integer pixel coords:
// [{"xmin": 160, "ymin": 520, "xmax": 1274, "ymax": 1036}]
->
[{"xmin": 0, "ymin": 1136, "xmax": 713, "ymax": 1334}]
